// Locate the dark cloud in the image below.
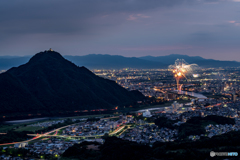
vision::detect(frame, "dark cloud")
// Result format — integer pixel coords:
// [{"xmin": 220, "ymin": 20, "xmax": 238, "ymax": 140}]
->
[
  {"xmin": 0, "ymin": 0, "xmax": 201, "ymax": 36},
  {"xmin": 0, "ymin": 0, "xmax": 239, "ymax": 61}
]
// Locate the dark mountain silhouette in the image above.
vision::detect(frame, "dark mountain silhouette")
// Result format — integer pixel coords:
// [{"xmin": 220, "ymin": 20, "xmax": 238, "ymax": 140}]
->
[{"xmin": 0, "ymin": 51, "xmax": 144, "ymax": 116}]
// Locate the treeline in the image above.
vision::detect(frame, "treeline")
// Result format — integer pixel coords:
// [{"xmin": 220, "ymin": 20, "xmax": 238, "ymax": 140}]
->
[
  {"xmin": 62, "ymin": 141, "xmax": 102, "ymax": 160},
  {"xmin": 0, "ymin": 147, "xmax": 58, "ymax": 159},
  {"xmin": 86, "ymin": 117, "xmax": 100, "ymax": 122},
  {"xmin": 62, "ymin": 137, "xmax": 152, "ymax": 160},
  {"xmin": 0, "ymin": 131, "xmax": 33, "ymax": 144},
  {"xmin": 189, "ymin": 115, "xmax": 235, "ymax": 125},
  {"xmin": 153, "ymin": 130, "xmax": 240, "ymax": 160},
  {"xmin": 154, "ymin": 116, "xmax": 178, "ymax": 129},
  {"xmin": 178, "ymin": 115, "xmax": 235, "ymax": 139},
  {"xmin": 0, "ymin": 148, "xmax": 30, "ymax": 158},
  {"xmin": 154, "ymin": 115, "xmax": 235, "ymax": 139},
  {"xmin": 62, "ymin": 131, "xmax": 240, "ymax": 160}
]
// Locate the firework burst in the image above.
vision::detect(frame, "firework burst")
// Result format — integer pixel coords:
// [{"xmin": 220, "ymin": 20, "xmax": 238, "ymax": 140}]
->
[{"xmin": 169, "ymin": 59, "xmax": 198, "ymax": 91}]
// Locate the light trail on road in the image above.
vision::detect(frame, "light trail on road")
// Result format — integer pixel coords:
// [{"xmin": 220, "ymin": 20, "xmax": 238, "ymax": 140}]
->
[{"xmin": 0, "ymin": 116, "xmax": 120, "ymax": 146}]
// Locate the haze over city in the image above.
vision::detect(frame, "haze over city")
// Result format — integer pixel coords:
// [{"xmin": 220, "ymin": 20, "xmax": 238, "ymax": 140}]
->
[{"xmin": 1, "ymin": 0, "xmax": 240, "ymax": 61}]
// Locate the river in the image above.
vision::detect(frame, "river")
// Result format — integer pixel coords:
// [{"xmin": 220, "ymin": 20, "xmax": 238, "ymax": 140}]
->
[
  {"xmin": 136, "ymin": 91, "xmax": 207, "ymax": 113},
  {"xmin": 5, "ymin": 91, "xmax": 207, "ymax": 123},
  {"xmin": 4, "ymin": 117, "xmax": 61, "ymax": 124},
  {"xmin": 175, "ymin": 90, "xmax": 207, "ymax": 100}
]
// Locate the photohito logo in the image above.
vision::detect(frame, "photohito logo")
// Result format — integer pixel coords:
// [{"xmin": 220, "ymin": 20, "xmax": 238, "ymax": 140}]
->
[
  {"xmin": 210, "ymin": 151, "xmax": 238, "ymax": 157},
  {"xmin": 210, "ymin": 151, "xmax": 215, "ymax": 157}
]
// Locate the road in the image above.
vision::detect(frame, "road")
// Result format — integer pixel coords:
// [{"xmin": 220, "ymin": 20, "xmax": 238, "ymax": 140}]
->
[
  {"xmin": 0, "ymin": 116, "xmax": 120, "ymax": 146},
  {"xmin": 27, "ymin": 124, "xmax": 126, "ymax": 138},
  {"xmin": 27, "ymin": 134, "xmax": 104, "ymax": 138},
  {"xmin": 0, "ymin": 122, "xmax": 78, "ymax": 146},
  {"xmin": 109, "ymin": 125, "xmax": 125, "ymax": 135}
]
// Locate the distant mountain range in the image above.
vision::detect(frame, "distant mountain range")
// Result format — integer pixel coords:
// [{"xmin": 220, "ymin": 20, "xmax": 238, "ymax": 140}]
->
[
  {"xmin": 64, "ymin": 54, "xmax": 166, "ymax": 69},
  {"xmin": 0, "ymin": 54, "xmax": 239, "ymax": 70},
  {"xmin": 139, "ymin": 54, "xmax": 205, "ymax": 64},
  {"xmin": 0, "ymin": 51, "xmax": 144, "ymax": 117},
  {"xmin": 0, "ymin": 56, "xmax": 31, "ymax": 70},
  {"xmin": 139, "ymin": 54, "xmax": 240, "ymax": 68}
]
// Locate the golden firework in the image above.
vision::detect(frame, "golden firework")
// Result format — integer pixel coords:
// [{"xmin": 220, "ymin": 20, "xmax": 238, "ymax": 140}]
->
[{"xmin": 169, "ymin": 59, "xmax": 198, "ymax": 92}]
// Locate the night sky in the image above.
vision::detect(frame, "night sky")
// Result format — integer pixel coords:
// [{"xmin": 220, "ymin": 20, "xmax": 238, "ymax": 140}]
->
[{"xmin": 1, "ymin": 0, "xmax": 240, "ymax": 61}]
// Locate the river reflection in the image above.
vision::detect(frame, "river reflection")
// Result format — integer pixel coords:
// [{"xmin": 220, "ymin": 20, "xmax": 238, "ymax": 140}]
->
[
  {"xmin": 136, "ymin": 91, "xmax": 207, "ymax": 113},
  {"xmin": 4, "ymin": 117, "xmax": 59, "ymax": 124},
  {"xmin": 176, "ymin": 90, "xmax": 207, "ymax": 99}
]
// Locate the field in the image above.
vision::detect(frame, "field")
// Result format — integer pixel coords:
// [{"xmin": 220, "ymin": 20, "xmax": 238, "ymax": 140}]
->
[
  {"xmin": 0, "ymin": 124, "xmax": 18, "ymax": 132},
  {"xmin": 0, "ymin": 113, "xmax": 117, "ymax": 133},
  {"xmin": 15, "ymin": 126, "xmax": 42, "ymax": 132}
]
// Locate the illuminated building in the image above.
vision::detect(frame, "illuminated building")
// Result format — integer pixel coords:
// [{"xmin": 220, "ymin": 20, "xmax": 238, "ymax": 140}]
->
[{"xmin": 143, "ymin": 110, "xmax": 152, "ymax": 117}]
